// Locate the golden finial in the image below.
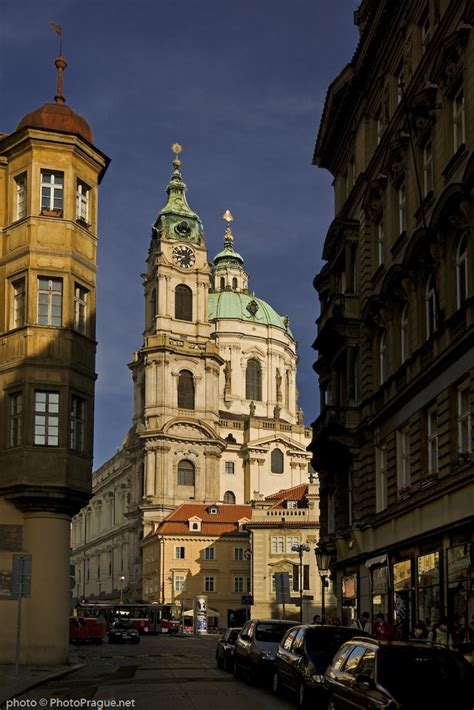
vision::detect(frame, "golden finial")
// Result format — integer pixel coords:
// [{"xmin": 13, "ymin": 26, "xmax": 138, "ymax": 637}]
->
[
  {"xmin": 171, "ymin": 143, "xmax": 182, "ymax": 169},
  {"xmin": 223, "ymin": 209, "xmax": 234, "ymax": 243}
]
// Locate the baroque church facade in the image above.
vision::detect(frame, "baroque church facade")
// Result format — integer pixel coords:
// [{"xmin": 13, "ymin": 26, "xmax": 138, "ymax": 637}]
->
[{"xmin": 71, "ymin": 147, "xmax": 312, "ymax": 602}]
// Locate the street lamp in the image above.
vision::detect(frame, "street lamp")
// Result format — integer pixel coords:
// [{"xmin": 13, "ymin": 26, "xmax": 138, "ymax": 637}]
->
[
  {"xmin": 119, "ymin": 575, "xmax": 125, "ymax": 604},
  {"xmin": 315, "ymin": 546, "xmax": 331, "ymax": 624},
  {"xmin": 292, "ymin": 544, "xmax": 310, "ymax": 622}
]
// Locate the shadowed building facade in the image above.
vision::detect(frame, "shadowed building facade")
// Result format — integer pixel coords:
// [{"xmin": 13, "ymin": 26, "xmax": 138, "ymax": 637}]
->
[
  {"xmin": 0, "ymin": 56, "xmax": 109, "ymax": 663},
  {"xmin": 310, "ymin": 0, "xmax": 473, "ymax": 635}
]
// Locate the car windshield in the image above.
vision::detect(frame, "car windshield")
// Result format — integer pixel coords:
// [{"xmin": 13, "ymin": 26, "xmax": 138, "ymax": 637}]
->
[
  {"xmin": 379, "ymin": 646, "xmax": 474, "ymax": 704},
  {"xmin": 255, "ymin": 623, "xmax": 294, "ymax": 643},
  {"xmin": 113, "ymin": 621, "xmax": 132, "ymax": 629},
  {"xmin": 306, "ymin": 628, "xmax": 367, "ymax": 661}
]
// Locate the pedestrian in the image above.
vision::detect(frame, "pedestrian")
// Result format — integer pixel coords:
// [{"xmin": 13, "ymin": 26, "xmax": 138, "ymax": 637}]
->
[
  {"xmin": 312, "ymin": 614, "xmax": 321, "ymax": 625},
  {"xmin": 411, "ymin": 621, "xmax": 428, "ymax": 640},
  {"xmin": 352, "ymin": 611, "xmax": 371, "ymax": 633},
  {"xmin": 428, "ymin": 617, "xmax": 453, "ymax": 648},
  {"xmin": 373, "ymin": 613, "xmax": 393, "ymax": 640}
]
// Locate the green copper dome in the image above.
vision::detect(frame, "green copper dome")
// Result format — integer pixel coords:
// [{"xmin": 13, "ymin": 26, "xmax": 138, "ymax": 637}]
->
[{"xmin": 208, "ymin": 291, "xmax": 293, "ymax": 337}]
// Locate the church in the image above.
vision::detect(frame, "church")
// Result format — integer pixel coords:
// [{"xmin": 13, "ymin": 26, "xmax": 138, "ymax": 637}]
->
[{"xmin": 71, "ymin": 145, "xmax": 312, "ymax": 602}]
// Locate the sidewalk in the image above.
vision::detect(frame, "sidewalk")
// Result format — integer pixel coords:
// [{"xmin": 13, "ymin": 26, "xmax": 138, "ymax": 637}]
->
[{"xmin": 0, "ymin": 663, "xmax": 84, "ymax": 707}]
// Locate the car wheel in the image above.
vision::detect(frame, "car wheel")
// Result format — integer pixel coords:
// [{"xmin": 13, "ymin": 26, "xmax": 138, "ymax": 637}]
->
[{"xmin": 272, "ymin": 671, "xmax": 281, "ymax": 695}]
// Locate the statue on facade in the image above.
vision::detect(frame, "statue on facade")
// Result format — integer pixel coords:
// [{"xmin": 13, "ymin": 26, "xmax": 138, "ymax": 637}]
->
[
  {"xmin": 276, "ymin": 368, "xmax": 282, "ymax": 402},
  {"xmin": 273, "ymin": 404, "xmax": 281, "ymax": 421},
  {"xmin": 249, "ymin": 401, "xmax": 256, "ymax": 417},
  {"xmin": 224, "ymin": 360, "xmax": 232, "ymax": 390}
]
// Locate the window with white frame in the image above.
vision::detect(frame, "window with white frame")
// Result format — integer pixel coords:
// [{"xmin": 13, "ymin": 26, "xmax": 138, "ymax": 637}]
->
[
  {"xmin": 223, "ymin": 490, "xmax": 236, "ymax": 504},
  {"xmin": 286, "ymin": 536, "xmax": 300, "ymax": 553},
  {"xmin": 233, "ymin": 577, "xmax": 244, "ymax": 593},
  {"xmin": 34, "ymin": 391, "xmax": 59, "ymax": 446},
  {"xmin": 204, "ymin": 547, "xmax": 215, "ymax": 561},
  {"xmin": 175, "ymin": 546, "xmax": 185, "ymax": 560},
  {"xmin": 174, "ymin": 575, "xmax": 185, "ymax": 593},
  {"xmin": 70, "ymin": 396, "xmax": 85, "ymax": 451},
  {"xmin": 427, "ymin": 408, "xmax": 439, "ymax": 475},
  {"xmin": 271, "ymin": 536, "xmax": 284, "ymax": 554},
  {"xmin": 377, "ymin": 220, "xmax": 384, "ymax": 267},
  {"xmin": 9, "ymin": 392, "xmax": 23, "ymax": 448},
  {"xmin": 453, "ymin": 85, "xmax": 465, "ymax": 153},
  {"xmin": 398, "ymin": 182, "xmax": 406, "ymax": 233},
  {"xmin": 74, "ymin": 284, "xmax": 88, "ymax": 334},
  {"xmin": 457, "ymin": 384, "xmax": 471, "ymax": 454},
  {"xmin": 375, "ymin": 445, "xmax": 388, "ymax": 512},
  {"xmin": 400, "ymin": 304, "xmax": 409, "ymax": 364},
  {"xmin": 396, "ymin": 427, "xmax": 411, "ymax": 490},
  {"xmin": 456, "ymin": 234, "xmax": 468, "ymax": 308},
  {"xmin": 423, "ymin": 140, "xmax": 433, "ymax": 196},
  {"xmin": 234, "ymin": 548, "xmax": 244, "ymax": 561},
  {"xmin": 15, "ymin": 173, "xmax": 27, "ymax": 220},
  {"xmin": 204, "ymin": 576, "xmax": 215, "ymax": 592},
  {"xmin": 37, "ymin": 277, "xmax": 62, "ymax": 326},
  {"xmin": 425, "ymin": 275, "xmax": 437, "ymax": 338},
  {"xmin": 224, "ymin": 461, "xmax": 235, "ymax": 474},
  {"xmin": 12, "ymin": 278, "xmax": 26, "ymax": 329},
  {"xmin": 40, "ymin": 170, "xmax": 64, "ymax": 213},
  {"xmin": 76, "ymin": 180, "xmax": 90, "ymax": 223}
]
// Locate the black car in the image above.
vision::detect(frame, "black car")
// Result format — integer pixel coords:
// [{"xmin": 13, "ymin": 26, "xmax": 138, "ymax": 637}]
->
[
  {"xmin": 216, "ymin": 627, "xmax": 242, "ymax": 671},
  {"xmin": 108, "ymin": 620, "xmax": 140, "ymax": 644},
  {"xmin": 324, "ymin": 637, "xmax": 474, "ymax": 709},
  {"xmin": 273, "ymin": 625, "xmax": 371, "ymax": 708},
  {"xmin": 233, "ymin": 619, "xmax": 297, "ymax": 683}
]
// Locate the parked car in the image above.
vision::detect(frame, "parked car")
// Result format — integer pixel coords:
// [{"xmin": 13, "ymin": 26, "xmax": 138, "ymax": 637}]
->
[
  {"xmin": 233, "ymin": 619, "xmax": 297, "ymax": 683},
  {"xmin": 69, "ymin": 617, "xmax": 104, "ymax": 645},
  {"xmin": 273, "ymin": 624, "xmax": 371, "ymax": 708},
  {"xmin": 324, "ymin": 637, "xmax": 474, "ymax": 709},
  {"xmin": 108, "ymin": 620, "xmax": 140, "ymax": 644},
  {"xmin": 216, "ymin": 628, "xmax": 242, "ymax": 671}
]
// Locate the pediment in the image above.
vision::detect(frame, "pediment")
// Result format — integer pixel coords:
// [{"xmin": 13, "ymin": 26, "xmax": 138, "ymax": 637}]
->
[
  {"xmin": 268, "ymin": 559, "xmax": 296, "ymax": 571},
  {"xmin": 246, "ymin": 434, "xmax": 309, "ymax": 454},
  {"xmin": 164, "ymin": 418, "xmax": 220, "ymax": 441}
]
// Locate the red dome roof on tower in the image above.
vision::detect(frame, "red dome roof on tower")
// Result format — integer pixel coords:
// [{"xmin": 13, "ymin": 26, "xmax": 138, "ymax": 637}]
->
[{"xmin": 16, "ymin": 54, "xmax": 93, "ymax": 143}]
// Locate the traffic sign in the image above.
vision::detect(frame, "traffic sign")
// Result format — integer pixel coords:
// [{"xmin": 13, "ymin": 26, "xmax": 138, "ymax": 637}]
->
[
  {"xmin": 11, "ymin": 554, "xmax": 32, "ymax": 599},
  {"xmin": 241, "ymin": 594, "xmax": 253, "ymax": 605}
]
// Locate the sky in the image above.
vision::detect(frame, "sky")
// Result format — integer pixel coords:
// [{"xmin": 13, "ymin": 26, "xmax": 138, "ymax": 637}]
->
[{"xmin": 1, "ymin": 0, "xmax": 360, "ymax": 467}]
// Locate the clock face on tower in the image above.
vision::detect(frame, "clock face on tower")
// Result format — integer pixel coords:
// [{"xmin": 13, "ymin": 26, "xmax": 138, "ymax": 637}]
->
[{"xmin": 172, "ymin": 245, "xmax": 196, "ymax": 269}]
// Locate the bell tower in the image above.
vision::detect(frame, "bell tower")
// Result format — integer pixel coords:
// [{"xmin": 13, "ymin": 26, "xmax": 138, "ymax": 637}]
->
[{"xmin": 130, "ymin": 146, "xmax": 225, "ymax": 528}]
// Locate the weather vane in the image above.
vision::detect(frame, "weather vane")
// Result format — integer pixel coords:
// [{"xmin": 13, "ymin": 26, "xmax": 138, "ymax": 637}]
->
[{"xmin": 172, "ymin": 143, "xmax": 182, "ymax": 156}]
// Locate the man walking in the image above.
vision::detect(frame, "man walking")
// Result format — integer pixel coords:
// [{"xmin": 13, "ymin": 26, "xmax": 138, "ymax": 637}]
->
[{"xmin": 352, "ymin": 611, "xmax": 371, "ymax": 633}]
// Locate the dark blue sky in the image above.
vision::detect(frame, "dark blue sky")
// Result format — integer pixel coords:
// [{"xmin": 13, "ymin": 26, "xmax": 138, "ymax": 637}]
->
[{"xmin": 1, "ymin": 1, "xmax": 360, "ymax": 467}]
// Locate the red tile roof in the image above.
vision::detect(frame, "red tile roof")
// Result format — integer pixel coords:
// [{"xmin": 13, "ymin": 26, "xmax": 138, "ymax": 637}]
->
[
  {"xmin": 151, "ymin": 503, "xmax": 252, "ymax": 537},
  {"xmin": 265, "ymin": 483, "xmax": 308, "ymax": 502}
]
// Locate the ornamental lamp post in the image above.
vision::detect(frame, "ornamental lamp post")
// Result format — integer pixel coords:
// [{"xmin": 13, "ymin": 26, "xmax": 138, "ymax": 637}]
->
[
  {"xmin": 315, "ymin": 546, "xmax": 331, "ymax": 624},
  {"xmin": 119, "ymin": 575, "xmax": 125, "ymax": 604},
  {"xmin": 292, "ymin": 544, "xmax": 310, "ymax": 622}
]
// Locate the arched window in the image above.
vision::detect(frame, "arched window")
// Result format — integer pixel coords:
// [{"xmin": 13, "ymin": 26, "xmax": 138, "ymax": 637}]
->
[
  {"xmin": 175, "ymin": 284, "xmax": 192, "ymax": 321},
  {"xmin": 177, "ymin": 459, "xmax": 195, "ymax": 486},
  {"xmin": 379, "ymin": 332, "xmax": 386, "ymax": 385},
  {"xmin": 271, "ymin": 448, "xmax": 284, "ymax": 473},
  {"xmin": 232, "ymin": 277, "xmax": 238, "ymax": 290},
  {"xmin": 456, "ymin": 234, "xmax": 468, "ymax": 308},
  {"xmin": 223, "ymin": 491, "xmax": 236, "ymax": 504},
  {"xmin": 246, "ymin": 359, "xmax": 262, "ymax": 401},
  {"xmin": 400, "ymin": 304, "xmax": 408, "ymax": 364},
  {"xmin": 178, "ymin": 370, "xmax": 195, "ymax": 409},
  {"xmin": 220, "ymin": 277, "xmax": 225, "ymax": 291},
  {"xmin": 425, "ymin": 275, "xmax": 437, "ymax": 338}
]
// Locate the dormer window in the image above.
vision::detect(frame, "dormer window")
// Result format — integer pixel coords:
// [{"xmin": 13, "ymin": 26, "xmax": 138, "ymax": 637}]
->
[
  {"xmin": 207, "ymin": 506, "xmax": 219, "ymax": 515},
  {"xmin": 287, "ymin": 501, "xmax": 298, "ymax": 509},
  {"xmin": 188, "ymin": 516, "xmax": 201, "ymax": 531}
]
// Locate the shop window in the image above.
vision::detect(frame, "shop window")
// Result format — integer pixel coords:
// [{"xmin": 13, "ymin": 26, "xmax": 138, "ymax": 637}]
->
[
  {"xmin": 371, "ymin": 565, "xmax": 388, "ymax": 617},
  {"xmin": 417, "ymin": 552, "xmax": 440, "ymax": 628},
  {"xmin": 393, "ymin": 560, "xmax": 412, "ymax": 640}
]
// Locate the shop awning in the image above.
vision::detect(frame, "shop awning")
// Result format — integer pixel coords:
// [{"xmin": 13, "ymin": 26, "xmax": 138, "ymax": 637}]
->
[{"xmin": 365, "ymin": 554, "xmax": 388, "ymax": 568}]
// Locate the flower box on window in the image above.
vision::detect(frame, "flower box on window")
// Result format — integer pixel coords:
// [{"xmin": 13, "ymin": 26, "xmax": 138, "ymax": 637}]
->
[
  {"xmin": 40, "ymin": 208, "xmax": 63, "ymax": 217},
  {"xmin": 76, "ymin": 217, "xmax": 90, "ymax": 229}
]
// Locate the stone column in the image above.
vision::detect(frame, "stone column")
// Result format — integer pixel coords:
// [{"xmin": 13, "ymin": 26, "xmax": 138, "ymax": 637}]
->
[{"xmin": 22, "ymin": 512, "xmax": 71, "ymax": 664}]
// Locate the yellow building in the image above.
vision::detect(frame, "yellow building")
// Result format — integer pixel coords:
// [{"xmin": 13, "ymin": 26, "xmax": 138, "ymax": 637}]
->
[
  {"xmin": 0, "ymin": 55, "xmax": 109, "ymax": 663},
  {"xmin": 142, "ymin": 503, "xmax": 252, "ymax": 628},
  {"xmin": 247, "ymin": 483, "xmax": 334, "ymax": 623}
]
